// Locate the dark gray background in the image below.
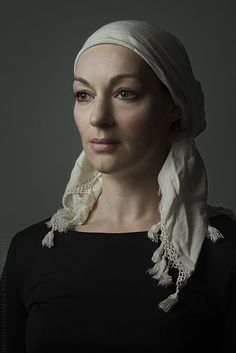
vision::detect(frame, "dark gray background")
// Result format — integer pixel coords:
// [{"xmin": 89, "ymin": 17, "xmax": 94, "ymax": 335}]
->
[{"xmin": 1, "ymin": 0, "xmax": 235, "ymax": 276}]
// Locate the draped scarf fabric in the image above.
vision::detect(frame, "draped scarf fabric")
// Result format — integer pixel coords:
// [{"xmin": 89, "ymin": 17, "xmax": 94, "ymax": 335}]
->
[{"xmin": 41, "ymin": 20, "xmax": 235, "ymax": 311}]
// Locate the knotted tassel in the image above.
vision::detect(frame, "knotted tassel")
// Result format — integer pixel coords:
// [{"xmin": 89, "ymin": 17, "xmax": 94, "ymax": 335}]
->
[
  {"xmin": 147, "ymin": 223, "xmax": 161, "ymax": 242},
  {"xmin": 147, "ymin": 256, "xmax": 167, "ymax": 280},
  {"xmin": 42, "ymin": 230, "xmax": 55, "ymax": 248},
  {"xmin": 207, "ymin": 225, "xmax": 224, "ymax": 242},
  {"xmin": 158, "ymin": 291, "xmax": 179, "ymax": 312},
  {"xmin": 158, "ymin": 264, "xmax": 173, "ymax": 286},
  {"xmin": 151, "ymin": 243, "xmax": 164, "ymax": 263}
]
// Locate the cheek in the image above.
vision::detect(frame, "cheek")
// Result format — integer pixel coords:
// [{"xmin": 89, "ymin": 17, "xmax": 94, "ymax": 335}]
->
[
  {"xmin": 73, "ymin": 104, "xmax": 79, "ymax": 126},
  {"xmin": 122, "ymin": 105, "xmax": 168, "ymax": 142},
  {"xmin": 73, "ymin": 105, "xmax": 86, "ymax": 136}
]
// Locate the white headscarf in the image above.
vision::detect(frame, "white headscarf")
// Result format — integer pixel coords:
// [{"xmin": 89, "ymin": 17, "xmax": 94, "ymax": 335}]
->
[{"xmin": 41, "ymin": 20, "xmax": 235, "ymax": 311}]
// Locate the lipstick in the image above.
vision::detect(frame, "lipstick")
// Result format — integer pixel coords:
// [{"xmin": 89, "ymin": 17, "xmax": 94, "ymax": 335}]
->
[{"xmin": 90, "ymin": 138, "xmax": 120, "ymax": 152}]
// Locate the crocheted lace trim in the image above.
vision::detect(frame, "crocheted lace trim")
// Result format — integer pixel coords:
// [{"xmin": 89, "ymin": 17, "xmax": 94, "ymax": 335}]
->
[
  {"xmin": 147, "ymin": 221, "xmax": 191, "ymax": 309},
  {"xmin": 41, "ymin": 175, "xmax": 234, "ymax": 311}
]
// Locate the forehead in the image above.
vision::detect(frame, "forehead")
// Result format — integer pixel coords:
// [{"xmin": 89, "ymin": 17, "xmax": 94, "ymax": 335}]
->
[{"xmin": 74, "ymin": 43, "xmax": 153, "ymax": 76}]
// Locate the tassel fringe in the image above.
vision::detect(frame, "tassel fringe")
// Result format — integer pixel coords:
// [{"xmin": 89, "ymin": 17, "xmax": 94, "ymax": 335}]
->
[
  {"xmin": 158, "ymin": 292, "xmax": 179, "ymax": 312},
  {"xmin": 158, "ymin": 265, "xmax": 173, "ymax": 286},
  {"xmin": 41, "ymin": 166, "xmax": 232, "ymax": 313},
  {"xmin": 42, "ymin": 230, "xmax": 55, "ymax": 248},
  {"xmin": 158, "ymin": 273, "xmax": 173, "ymax": 286},
  {"xmin": 147, "ymin": 223, "xmax": 161, "ymax": 242},
  {"xmin": 207, "ymin": 225, "xmax": 224, "ymax": 242},
  {"xmin": 151, "ymin": 243, "xmax": 164, "ymax": 263},
  {"xmin": 151, "ymin": 257, "xmax": 167, "ymax": 280}
]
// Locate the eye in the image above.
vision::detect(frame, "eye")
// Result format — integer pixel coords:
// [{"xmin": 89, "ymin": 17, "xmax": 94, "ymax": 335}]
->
[
  {"xmin": 73, "ymin": 91, "xmax": 92, "ymax": 102},
  {"xmin": 116, "ymin": 89, "xmax": 138, "ymax": 100}
]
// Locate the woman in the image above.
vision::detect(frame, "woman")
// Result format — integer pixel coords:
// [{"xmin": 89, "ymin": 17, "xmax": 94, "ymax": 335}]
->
[{"xmin": 1, "ymin": 20, "xmax": 235, "ymax": 353}]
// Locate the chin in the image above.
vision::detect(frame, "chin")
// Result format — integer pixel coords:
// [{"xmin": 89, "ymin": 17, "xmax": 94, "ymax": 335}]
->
[
  {"xmin": 90, "ymin": 161, "xmax": 122, "ymax": 175},
  {"xmin": 85, "ymin": 153, "xmax": 120, "ymax": 174}
]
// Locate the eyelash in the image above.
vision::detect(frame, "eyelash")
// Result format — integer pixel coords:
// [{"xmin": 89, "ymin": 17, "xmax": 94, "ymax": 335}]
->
[{"xmin": 73, "ymin": 89, "xmax": 138, "ymax": 103}]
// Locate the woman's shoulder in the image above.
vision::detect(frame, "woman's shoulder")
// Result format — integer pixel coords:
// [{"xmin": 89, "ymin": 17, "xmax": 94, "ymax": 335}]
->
[
  {"xmin": 209, "ymin": 213, "xmax": 236, "ymax": 245},
  {"xmin": 12, "ymin": 216, "xmax": 52, "ymax": 247},
  {"xmin": 204, "ymin": 213, "xmax": 236, "ymax": 268},
  {"xmin": 3, "ymin": 217, "xmax": 53, "ymax": 274},
  {"xmin": 190, "ymin": 213, "xmax": 236, "ymax": 306}
]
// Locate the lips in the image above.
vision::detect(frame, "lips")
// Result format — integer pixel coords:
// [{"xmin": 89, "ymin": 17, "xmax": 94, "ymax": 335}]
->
[{"xmin": 90, "ymin": 138, "xmax": 120, "ymax": 152}]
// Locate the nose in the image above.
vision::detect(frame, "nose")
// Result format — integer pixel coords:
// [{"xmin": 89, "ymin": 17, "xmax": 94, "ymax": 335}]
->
[{"xmin": 89, "ymin": 97, "xmax": 114, "ymax": 128}]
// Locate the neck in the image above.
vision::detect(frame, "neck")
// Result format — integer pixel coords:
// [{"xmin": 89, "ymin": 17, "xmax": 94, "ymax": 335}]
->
[{"xmin": 92, "ymin": 167, "xmax": 161, "ymax": 230}]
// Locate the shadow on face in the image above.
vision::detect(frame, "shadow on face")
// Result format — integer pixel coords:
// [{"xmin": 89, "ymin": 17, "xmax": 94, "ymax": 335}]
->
[{"xmin": 73, "ymin": 44, "xmax": 181, "ymax": 176}]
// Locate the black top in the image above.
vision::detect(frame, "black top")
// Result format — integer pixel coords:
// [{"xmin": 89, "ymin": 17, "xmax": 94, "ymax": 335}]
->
[{"xmin": 0, "ymin": 214, "xmax": 236, "ymax": 353}]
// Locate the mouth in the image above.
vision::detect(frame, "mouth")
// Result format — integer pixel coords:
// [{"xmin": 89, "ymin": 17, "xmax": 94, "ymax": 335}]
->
[{"xmin": 90, "ymin": 138, "xmax": 120, "ymax": 153}]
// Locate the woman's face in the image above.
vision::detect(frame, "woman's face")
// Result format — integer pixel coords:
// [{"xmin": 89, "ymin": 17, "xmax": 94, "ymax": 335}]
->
[{"xmin": 73, "ymin": 44, "xmax": 177, "ymax": 177}]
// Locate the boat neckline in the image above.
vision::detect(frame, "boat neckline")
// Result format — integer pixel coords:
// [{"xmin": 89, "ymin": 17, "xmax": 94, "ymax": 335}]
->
[{"xmin": 65, "ymin": 228, "xmax": 149, "ymax": 236}]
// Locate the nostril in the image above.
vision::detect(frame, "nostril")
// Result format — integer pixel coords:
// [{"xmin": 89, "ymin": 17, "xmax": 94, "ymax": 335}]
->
[
  {"xmin": 89, "ymin": 98, "xmax": 114, "ymax": 127},
  {"xmin": 90, "ymin": 120, "xmax": 114, "ymax": 128},
  {"xmin": 89, "ymin": 115, "xmax": 114, "ymax": 128}
]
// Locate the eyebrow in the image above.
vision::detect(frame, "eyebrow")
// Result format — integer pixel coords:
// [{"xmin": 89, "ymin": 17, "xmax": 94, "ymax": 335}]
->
[{"xmin": 73, "ymin": 73, "xmax": 142, "ymax": 86}]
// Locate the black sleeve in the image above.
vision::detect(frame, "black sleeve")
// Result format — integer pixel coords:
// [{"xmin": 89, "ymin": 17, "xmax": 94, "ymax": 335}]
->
[
  {"xmin": 221, "ymin": 264, "xmax": 236, "ymax": 352},
  {"xmin": 0, "ymin": 235, "xmax": 27, "ymax": 353}
]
